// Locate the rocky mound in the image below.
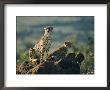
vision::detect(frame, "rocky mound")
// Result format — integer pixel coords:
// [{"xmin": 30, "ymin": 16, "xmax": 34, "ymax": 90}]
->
[{"xmin": 16, "ymin": 52, "xmax": 84, "ymax": 74}]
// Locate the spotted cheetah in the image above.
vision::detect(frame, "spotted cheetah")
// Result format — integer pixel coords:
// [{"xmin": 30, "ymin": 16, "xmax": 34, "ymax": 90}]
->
[
  {"xmin": 33, "ymin": 26, "xmax": 53, "ymax": 62},
  {"xmin": 48, "ymin": 41, "xmax": 72, "ymax": 61},
  {"xmin": 29, "ymin": 47, "xmax": 40, "ymax": 64},
  {"xmin": 29, "ymin": 48, "xmax": 37, "ymax": 62}
]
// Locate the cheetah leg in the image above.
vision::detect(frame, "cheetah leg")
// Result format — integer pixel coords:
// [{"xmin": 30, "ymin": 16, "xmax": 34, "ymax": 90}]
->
[{"xmin": 40, "ymin": 51, "xmax": 44, "ymax": 63}]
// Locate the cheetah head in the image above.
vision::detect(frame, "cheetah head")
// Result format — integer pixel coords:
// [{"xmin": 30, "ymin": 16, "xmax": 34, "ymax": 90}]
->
[
  {"xmin": 64, "ymin": 41, "xmax": 72, "ymax": 47},
  {"xmin": 44, "ymin": 26, "xmax": 53, "ymax": 33}
]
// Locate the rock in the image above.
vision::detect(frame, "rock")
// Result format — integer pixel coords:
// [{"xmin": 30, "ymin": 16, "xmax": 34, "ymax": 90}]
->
[
  {"xmin": 16, "ymin": 52, "xmax": 84, "ymax": 74},
  {"xmin": 75, "ymin": 52, "xmax": 84, "ymax": 64}
]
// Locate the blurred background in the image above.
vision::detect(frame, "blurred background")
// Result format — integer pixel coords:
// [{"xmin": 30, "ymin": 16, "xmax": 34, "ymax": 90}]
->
[{"xmin": 16, "ymin": 16, "xmax": 94, "ymax": 74}]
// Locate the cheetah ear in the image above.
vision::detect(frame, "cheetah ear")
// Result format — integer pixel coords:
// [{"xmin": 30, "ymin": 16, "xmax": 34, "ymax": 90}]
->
[
  {"xmin": 29, "ymin": 48, "xmax": 32, "ymax": 50},
  {"xmin": 43, "ymin": 27, "xmax": 46, "ymax": 30},
  {"xmin": 33, "ymin": 47, "xmax": 36, "ymax": 50},
  {"xmin": 43, "ymin": 27, "xmax": 47, "ymax": 30}
]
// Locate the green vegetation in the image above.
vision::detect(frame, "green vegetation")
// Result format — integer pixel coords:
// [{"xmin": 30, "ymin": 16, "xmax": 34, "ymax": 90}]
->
[{"xmin": 71, "ymin": 36, "xmax": 94, "ymax": 74}]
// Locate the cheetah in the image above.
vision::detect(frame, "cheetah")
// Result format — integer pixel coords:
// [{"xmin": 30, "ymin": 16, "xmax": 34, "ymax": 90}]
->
[
  {"xmin": 48, "ymin": 41, "xmax": 72, "ymax": 61},
  {"xmin": 29, "ymin": 47, "xmax": 40, "ymax": 64},
  {"xmin": 33, "ymin": 26, "xmax": 53, "ymax": 63}
]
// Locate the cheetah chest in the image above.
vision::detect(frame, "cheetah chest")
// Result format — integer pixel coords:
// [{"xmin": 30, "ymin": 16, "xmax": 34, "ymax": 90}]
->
[{"xmin": 36, "ymin": 35, "xmax": 52, "ymax": 53}]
